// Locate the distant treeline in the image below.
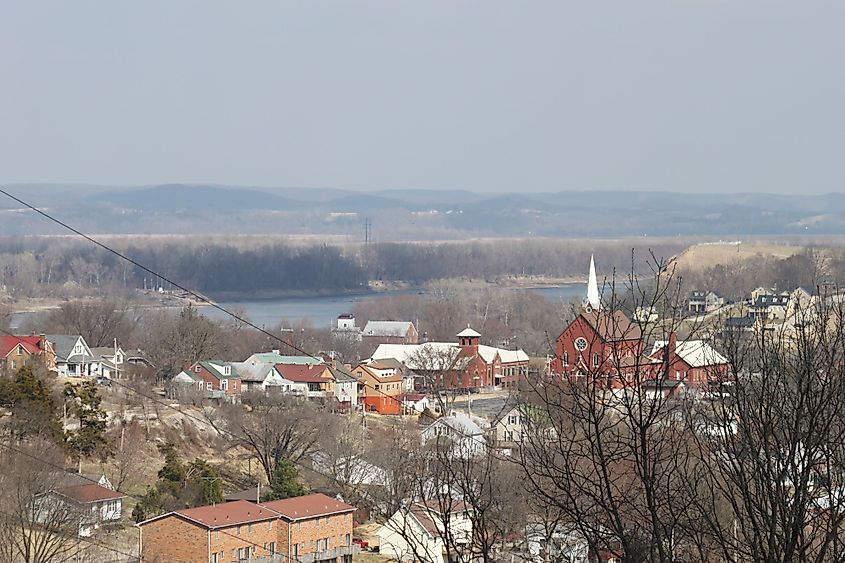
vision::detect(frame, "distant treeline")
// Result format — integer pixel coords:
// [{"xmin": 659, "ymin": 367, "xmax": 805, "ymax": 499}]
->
[
  {"xmin": 5, "ymin": 236, "xmax": 833, "ymax": 300},
  {"xmin": 365, "ymin": 239, "xmax": 687, "ymax": 283}
]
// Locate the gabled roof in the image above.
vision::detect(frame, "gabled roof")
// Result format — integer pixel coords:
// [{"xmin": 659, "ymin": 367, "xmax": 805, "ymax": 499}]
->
[
  {"xmin": 54, "ymin": 484, "xmax": 124, "ymax": 503},
  {"xmin": 46, "ymin": 335, "xmax": 92, "ymax": 362},
  {"xmin": 198, "ymin": 360, "xmax": 238, "ymax": 380},
  {"xmin": 260, "ymin": 493, "xmax": 354, "ymax": 521},
  {"xmin": 650, "ymin": 340, "xmax": 728, "ymax": 368},
  {"xmin": 363, "ymin": 321, "xmax": 414, "ymax": 337},
  {"xmin": 425, "ymin": 413, "xmax": 485, "ymax": 437},
  {"xmin": 230, "ymin": 361, "xmax": 276, "ymax": 383},
  {"xmin": 0, "ymin": 335, "xmax": 45, "ymax": 358},
  {"xmin": 329, "ymin": 365, "xmax": 358, "ymax": 383},
  {"xmin": 579, "ymin": 310, "xmax": 642, "ymax": 342},
  {"xmin": 276, "ymin": 363, "xmax": 331, "ymax": 383},
  {"xmin": 409, "ymin": 500, "xmax": 470, "ymax": 536},
  {"xmin": 355, "ymin": 363, "xmax": 404, "ymax": 383},
  {"xmin": 140, "ymin": 499, "xmax": 278, "ymax": 528}
]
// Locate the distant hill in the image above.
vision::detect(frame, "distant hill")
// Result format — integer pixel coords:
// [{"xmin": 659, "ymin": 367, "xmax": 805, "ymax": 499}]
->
[{"xmin": 2, "ymin": 183, "xmax": 845, "ymax": 239}]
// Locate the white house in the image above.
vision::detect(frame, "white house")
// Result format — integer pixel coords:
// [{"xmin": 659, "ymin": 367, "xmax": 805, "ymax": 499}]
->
[
  {"xmin": 379, "ymin": 501, "xmax": 472, "ymax": 563},
  {"xmin": 311, "ymin": 452, "xmax": 389, "ymax": 487},
  {"xmin": 230, "ymin": 361, "xmax": 284, "ymax": 392},
  {"xmin": 47, "ymin": 335, "xmax": 96, "ymax": 377},
  {"xmin": 89, "ymin": 342, "xmax": 125, "ymax": 380},
  {"xmin": 400, "ymin": 393, "xmax": 430, "ymax": 413},
  {"xmin": 38, "ymin": 483, "xmax": 124, "ymax": 537},
  {"xmin": 526, "ymin": 522, "xmax": 591, "ymax": 563},
  {"xmin": 421, "ymin": 413, "xmax": 487, "ymax": 459},
  {"xmin": 329, "ymin": 365, "xmax": 359, "ymax": 409}
]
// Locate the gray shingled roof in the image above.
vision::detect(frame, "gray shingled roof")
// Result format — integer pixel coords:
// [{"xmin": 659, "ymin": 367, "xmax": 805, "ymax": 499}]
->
[{"xmin": 362, "ymin": 321, "xmax": 414, "ymax": 337}]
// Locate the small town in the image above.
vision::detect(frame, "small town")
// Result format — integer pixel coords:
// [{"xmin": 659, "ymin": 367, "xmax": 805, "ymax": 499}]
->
[
  {"xmin": 2, "ymin": 250, "xmax": 844, "ymax": 562},
  {"xmin": 3, "ymin": 2, "xmax": 843, "ymax": 561}
]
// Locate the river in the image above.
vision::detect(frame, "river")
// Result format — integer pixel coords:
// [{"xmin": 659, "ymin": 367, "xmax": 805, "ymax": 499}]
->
[
  {"xmin": 9, "ymin": 284, "xmax": 585, "ymax": 330},
  {"xmin": 202, "ymin": 284, "xmax": 586, "ymax": 328}
]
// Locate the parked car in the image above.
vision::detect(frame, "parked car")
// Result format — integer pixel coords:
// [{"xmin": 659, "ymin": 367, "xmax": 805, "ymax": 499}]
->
[{"xmin": 353, "ymin": 538, "xmax": 369, "ymax": 550}]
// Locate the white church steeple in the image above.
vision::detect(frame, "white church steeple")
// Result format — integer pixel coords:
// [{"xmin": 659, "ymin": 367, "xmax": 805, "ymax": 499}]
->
[{"xmin": 585, "ymin": 254, "xmax": 601, "ymax": 311}]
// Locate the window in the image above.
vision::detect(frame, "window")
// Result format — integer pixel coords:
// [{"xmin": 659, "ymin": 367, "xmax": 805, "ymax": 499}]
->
[
  {"xmin": 237, "ymin": 525, "xmax": 242, "ymax": 535},
  {"xmin": 505, "ymin": 430, "xmax": 514, "ymax": 441},
  {"xmin": 592, "ymin": 353, "xmax": 600, "ymax": 367},
  {"xmin": 563, "ymin": 352, "xmax": 569, "ymax": 365},
  {"xmin": 268, "ymin": 520, "xmax": 273, "ymax": 531},
  {"xmin": 247, "ymin": 523, "xmax": 253, "ymax": 534},
  {"xmin": 195, "ymin": 365, "xmax": 201, "ymax": 372},
  {"xmin": 346, "ymin": 534, "xmax": 351, "ymax": 546},
  {"xmin": 206, "ymin": 382, "xmax": 212, "ymax": 391},
  {"xmin": 222, "ymin": 379, "xmax": 228, "ymax": 391},
  {"xmin": 508, "ymin": 415, "xmax": 518, "ymax": 424}
]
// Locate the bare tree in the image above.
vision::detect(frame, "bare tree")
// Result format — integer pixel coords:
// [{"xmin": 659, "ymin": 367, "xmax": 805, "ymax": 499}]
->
[
  {"xmin": 406, "ymin": 344, "xmax": 464, "ymax": 416},
  {"xmin": 518, "ymin": 252, "xmax": 708, "ymax": 563},
  {"xmin": 216, "ymin": 393, "xmax": 322, "ymax": 484},
  {"xmin": 0, "ymin": 441, "xmax": 84, "ymax": 563},
  {"xmin": 40, "ymin": 300, "xmax": 135, "ymax": 347},
  {"xmin": 687, "ymin": 298, "xmax": 845, "ymax": 563}
]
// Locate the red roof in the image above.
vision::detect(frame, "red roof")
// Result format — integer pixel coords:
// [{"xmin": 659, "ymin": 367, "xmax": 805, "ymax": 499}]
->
[
  {"xmin": 260, "ymin": 493, "xmax": 354, "ymax": 520},
  {"xmin": 170, "ymin": 499, "xmax": 278, "ymax": 528},
  {"xmin": 55, "ymin": 484, "xmax": 124, "ymax": 503},
  {"xmin": 0, "ymin": 335, "xmax": 45, "ymax": 358},
  {"xmin": 276, "ymin": 364, "xmax": 329, "ymax": 383}
]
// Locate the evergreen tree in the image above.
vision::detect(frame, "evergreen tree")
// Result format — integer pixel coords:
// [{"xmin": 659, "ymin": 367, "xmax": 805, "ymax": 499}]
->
[
  {"xmin": 263, "ymin": 458, "xmax": 307, "ymax": 501},
  {"xmin": 0, "ymin": 366, "xmax": 63, "ymax": 442},
  {"xmin": 64, "ymin": 380, "xmax": 111, "ymax": 461},
  {"xmin": 188, "ymin": 458, "xmax": 224, "ymax": 506}
]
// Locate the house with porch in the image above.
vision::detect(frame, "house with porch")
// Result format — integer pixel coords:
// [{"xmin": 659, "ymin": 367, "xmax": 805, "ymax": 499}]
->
[
  {"xmin": 230, "ymin": 361, "xmax": 284, "ymax": 392},
  {"xmin": 47, "ymin": 335, "xmax": 96, "ymax": 377},
  {"xmin": 275, "ymin": 363, "xmax": 335, "ymax": 398}
]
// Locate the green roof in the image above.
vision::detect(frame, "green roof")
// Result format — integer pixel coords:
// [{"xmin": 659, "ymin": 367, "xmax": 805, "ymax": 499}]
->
[{"xmin": 200, "ymin": 360, "xmax": 239, "ymax": 379}]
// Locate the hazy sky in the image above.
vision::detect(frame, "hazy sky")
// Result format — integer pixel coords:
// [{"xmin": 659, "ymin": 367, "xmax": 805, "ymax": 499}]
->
[{"xmin": 1, "ymin": 1, "xmax": 843, "ymax": 194}]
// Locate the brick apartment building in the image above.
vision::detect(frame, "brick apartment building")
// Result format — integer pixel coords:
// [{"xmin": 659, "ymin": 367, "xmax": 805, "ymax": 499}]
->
[{"xmin": 138, "ymin": 494, "xmax": 355, "ymax": 563}]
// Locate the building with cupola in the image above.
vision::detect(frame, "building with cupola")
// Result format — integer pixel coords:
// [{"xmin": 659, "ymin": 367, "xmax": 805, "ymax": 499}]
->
[{"xmin": 370, "ymin": 327, "xmax": 529, "ymax": 391}]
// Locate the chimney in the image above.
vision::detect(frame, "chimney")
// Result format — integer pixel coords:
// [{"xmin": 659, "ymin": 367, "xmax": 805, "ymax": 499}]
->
[{"xmin": 667, "ymin": 332, "xmax": 678, "ymax": 367}]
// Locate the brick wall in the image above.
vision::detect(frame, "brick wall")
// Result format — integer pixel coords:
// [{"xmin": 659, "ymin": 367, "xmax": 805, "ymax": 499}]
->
[
  {"xmin": 141, "ymin": 515, "xmax": 281, "ymax": 563},
  {"xmin": 208, "ymin": 519, "xmax": 279, "ymax": 562},
  {"xmin": 141, "ymin": 515, "xmax": 208, "ymax": 563},
  {"xmin": 280, "ymin": 512, "xmax": 354, "ymax": 561}
]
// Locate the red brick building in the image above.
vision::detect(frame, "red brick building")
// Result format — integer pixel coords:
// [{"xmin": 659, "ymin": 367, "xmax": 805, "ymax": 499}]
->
[
  {"xmin": 139, "ymin": 494, "xmax": 355, "ymax": 563},
  {"xmin": 179, "ymin": 360, "xmax": 242, "ymax": 396},
  {"xmin": 371, "ymin": 328, "xmax": 529, "ymax": 392},
  {"xmin": 649, "ymin": 333, "xmax": 730, "ymax": 385},
  {"xmin": 551, "ymin": 309, "xmax": 644, "ymax": 386}
]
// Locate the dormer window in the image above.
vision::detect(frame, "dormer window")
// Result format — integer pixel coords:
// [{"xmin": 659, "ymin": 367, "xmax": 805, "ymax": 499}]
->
[
  {"xmin": 223, "ymin": 365, "xmax": 231, "ymax": 376},
  {"xmin": 195, "ymin": 365, "xmax": 201, "ymax": 373}
]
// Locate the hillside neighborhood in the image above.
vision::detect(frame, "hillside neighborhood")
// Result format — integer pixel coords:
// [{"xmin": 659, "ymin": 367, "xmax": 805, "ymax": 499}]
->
[{"xmin": 2, "ymin": 254, "xmax": 843, "ymax": 562}]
